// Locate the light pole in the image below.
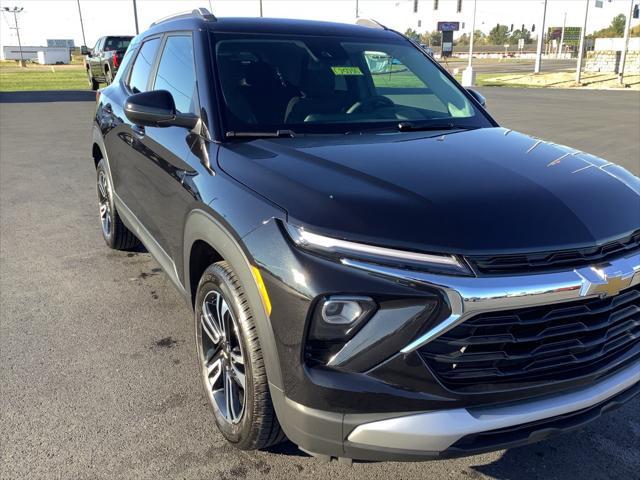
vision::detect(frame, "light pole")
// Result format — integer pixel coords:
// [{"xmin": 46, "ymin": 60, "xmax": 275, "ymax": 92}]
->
[
  {"xmin": 618, "ymin": 0, "xmax": 635, "ymax": 85},
  {"xmin": 76, "ymin": 0, "xmax": 87, "ymax": 48},
  {"xmin": 462, "ymin": 0, "xmax": 477, "ymax": 86},
  {"xmin": 259, "ymin": 0, "xmax": 263, "ymax": 17},
  {"xmin": 132, "ymin": 0, "xmax": 139, "ymax": 34},
  {"xmin": 575, "ymin": 0, "xmax": 590, "ymax": 84},
  {"xmin": 355, "ymin": 0, "xmax": 359, "ymax": 18},
  {"xmin": 534, "ymin": 0, "xmax": 548, "ymax": 73},
  {"xmin": 557, "ymin": 11, "xmax": 566, "ymax": 59},
  {"xmin": 2, "ymin": 7, "xmax": 24, "ymax": 67}
]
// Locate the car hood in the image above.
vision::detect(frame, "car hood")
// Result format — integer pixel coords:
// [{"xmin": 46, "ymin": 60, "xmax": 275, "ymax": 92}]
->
[{"xmin": 218, "ymin": 127, "xmax": 640, "ymax": 255}]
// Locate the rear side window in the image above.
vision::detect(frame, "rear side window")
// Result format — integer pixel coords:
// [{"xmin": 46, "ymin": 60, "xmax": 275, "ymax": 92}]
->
[
  {"xmin": 127, "ymin": 37, "xmax": 161, "ymax": 93},
  {"xmin": 153, "ymin": 35, "xmax": 197, "ymax": 114}
]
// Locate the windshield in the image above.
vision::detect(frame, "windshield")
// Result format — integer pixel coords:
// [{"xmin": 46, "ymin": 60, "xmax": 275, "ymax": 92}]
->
[{"xmin": 212, "ymin": 32, "xmax": 491, "ymax": 135}]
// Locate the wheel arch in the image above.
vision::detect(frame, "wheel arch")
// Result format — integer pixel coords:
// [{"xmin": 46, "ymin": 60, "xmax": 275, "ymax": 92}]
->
[{"xmin": 183, "ymin": 209, "xmax": 284, "ymax": 390}]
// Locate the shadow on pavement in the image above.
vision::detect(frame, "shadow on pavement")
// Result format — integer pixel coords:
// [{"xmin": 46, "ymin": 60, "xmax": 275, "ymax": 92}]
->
[{"xmin": 0, "ymin": 90, "xmax": 95, "ymax": 103}]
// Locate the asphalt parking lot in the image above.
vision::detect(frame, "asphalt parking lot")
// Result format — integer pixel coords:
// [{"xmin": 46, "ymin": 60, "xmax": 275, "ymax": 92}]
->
[{"xmin": 1, "ymin": 88, "xmax": 639, "ymax": 480}]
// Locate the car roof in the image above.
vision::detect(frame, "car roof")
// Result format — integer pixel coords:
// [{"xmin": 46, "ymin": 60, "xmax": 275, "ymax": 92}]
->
[{"xmin": 143, "ymin": 15, "xmax": 398, "ymax": 40}]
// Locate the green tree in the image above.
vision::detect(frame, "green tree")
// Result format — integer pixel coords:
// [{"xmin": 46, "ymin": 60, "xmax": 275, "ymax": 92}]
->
[
  {"xmin": 487, "ymin": 24, "xmax": 510, "ymax": 45},
  {"xmin": 509, "ymin": 28, "xmax": 533, "ymax": 45},
  {"xmin": 420, "ymin": 30, "xmax": 441, "ymax": 47},
  {"xmin": 456, "ymin": 30, "xmax": 486, "ymax": 46},
  {"xmin": 589, "ymin": 14, "xmax": 633, "ymax": 38},
  {"xmin": 404, "ymin": 28, "xmax": 421, "ymax": 42},
  {"xmin": 611, "ymin": 13, "xmax": 626, "ymax": 36}
]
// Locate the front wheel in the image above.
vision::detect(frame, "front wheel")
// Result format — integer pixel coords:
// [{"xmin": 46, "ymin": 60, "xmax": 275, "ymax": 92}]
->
[{"xmin": 195, "ymin": 261, "xmax": 285, "ymax": 450}]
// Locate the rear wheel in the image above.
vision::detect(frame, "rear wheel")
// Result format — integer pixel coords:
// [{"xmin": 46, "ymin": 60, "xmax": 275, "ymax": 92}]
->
[
  {"xmin": 88, "ymin": 69, "xmax": 99, "ymax": 90},
  {"xmin": 195, "ymin": 262, "xmax": 285, "ymax": 450},
  {"xmin": 105, "ymin": 66, "xmax": 113, "ymax": 85},
  {"xmin": 96, "ymin": 159, "xmax": 140, "ymax": 250}
]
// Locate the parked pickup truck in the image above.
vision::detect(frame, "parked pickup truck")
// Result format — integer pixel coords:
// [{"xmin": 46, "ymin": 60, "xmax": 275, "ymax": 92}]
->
[{"xmin": 84, "ymin": 36, "xmax": 133, "ymax": 90}]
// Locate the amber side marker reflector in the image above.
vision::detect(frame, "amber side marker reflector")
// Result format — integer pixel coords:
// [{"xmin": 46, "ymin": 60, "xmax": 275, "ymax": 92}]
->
[{"xmin": 251, "ymin": 266, "xmax": 272, "ymax": 316}]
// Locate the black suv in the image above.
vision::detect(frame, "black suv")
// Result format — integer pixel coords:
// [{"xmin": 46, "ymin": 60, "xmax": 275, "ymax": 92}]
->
[{"xmin": 91, "ymin": 9, "xmax": 640, "ymax": 462}]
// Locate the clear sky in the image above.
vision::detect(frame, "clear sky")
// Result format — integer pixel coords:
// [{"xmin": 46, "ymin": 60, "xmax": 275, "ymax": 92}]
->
[{"xmin": 1, "ymin": 0, "xmax": 638, "ymax": 48}]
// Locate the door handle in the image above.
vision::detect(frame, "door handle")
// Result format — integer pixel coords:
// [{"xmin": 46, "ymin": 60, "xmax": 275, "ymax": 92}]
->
[{"xmin": 132, "ymin": 125, "xmax": 145, "ymax": 137}]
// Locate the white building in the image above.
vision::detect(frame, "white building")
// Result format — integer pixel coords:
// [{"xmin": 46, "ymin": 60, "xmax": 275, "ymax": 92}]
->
[{"xmin": 1, "ymin": 45, "xmax": 70, "ymax": 63}]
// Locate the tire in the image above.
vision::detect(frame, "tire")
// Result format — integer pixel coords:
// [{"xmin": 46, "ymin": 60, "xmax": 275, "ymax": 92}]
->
[
  {"xmin": 195, "ymin": 261, "xmax": 285, "ymax": 450},
  {"xmin": 88, "ymin": 69, "xmax": 99, "ymax": 90},
  {"xmin": 105, "ymin": 67, "xmax": 113, "ymax": 85},
  {"xmin": 96, "ymin": 159, "xmax": 140, "ymax": 250}
]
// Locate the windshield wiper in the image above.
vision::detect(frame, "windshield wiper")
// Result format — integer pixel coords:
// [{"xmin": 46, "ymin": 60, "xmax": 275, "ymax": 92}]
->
[
  {"xmin": 225, "ymin": 129, "xmax": 295, "ymax": 139},
  {"xmin": 397, "ymin": 121, "xmax": 472, "ymax": 132}
]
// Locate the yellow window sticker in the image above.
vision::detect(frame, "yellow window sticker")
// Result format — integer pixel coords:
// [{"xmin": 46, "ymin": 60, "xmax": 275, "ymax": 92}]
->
[{"xmin": 331, "ymin": 66, "xmax": 363, "ymax": 76}]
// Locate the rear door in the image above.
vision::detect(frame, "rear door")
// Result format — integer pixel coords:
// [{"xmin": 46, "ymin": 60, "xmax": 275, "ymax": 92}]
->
[{"xmin": 109, "ymin": 36, "xmax": 162, "ymax": 219}]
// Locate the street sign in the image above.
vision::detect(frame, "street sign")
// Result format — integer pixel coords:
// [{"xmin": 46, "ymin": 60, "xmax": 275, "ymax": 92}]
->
[
  {"xmin": 595, "ymin": 0, "xmax": 603, "ymax": 8},
  {"xmin": 518, "ymin": 38, "xmax": 525, "ymax": 49},
  {"xmin": 437, "ymin": 21, "xmax": 460, "ymax": 32}
]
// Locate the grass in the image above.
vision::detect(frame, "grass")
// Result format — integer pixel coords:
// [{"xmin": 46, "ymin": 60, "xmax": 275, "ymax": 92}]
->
[
  {"xmin": 0, "ymin": 62, "xmax": 89, "ymax": 91},
  {"xmin": 453, "ymin": 71, "xmax": 640, "ymax": 90}
]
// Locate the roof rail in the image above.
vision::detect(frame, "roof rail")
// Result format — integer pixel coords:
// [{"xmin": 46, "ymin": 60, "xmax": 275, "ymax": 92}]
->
[
  {"xmin": 151, "ymin": 8, "xmax": 216, "ymax": 27},
  {"xmin": 356, "ymin": 18, "xmax": 387, "ymax": 30}
]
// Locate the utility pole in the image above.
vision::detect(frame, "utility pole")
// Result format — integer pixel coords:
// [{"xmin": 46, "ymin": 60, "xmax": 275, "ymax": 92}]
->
[
  {"xmin": 76, "ymin": 0, "xmax": 87, "ymax": 47},
  {"xmin": 2, "ymin": 7, "xmax": 24, "ymax": 67},
  {"xmin": 557, "ymin": 11, "xmax": 566, "ymax": 59},
  {"xmin": 132, "ymin": 0, "xmax": 139, "ymax": 34},
  {"xmin": 208, "ymin": 0, "xmax": 213, "ymax": 13},
  {"xmin": 259, "ymin": 0, "xmax": 263, "ymax": 17},
  {"xmin": 575, "ymin": 0, "xmax": 590, "ymax": 84},
  {"xmin": 462, "ymin": 0, "xmax": 477, "ymax": 86},
  {"xmin": 355, "ymin": 0, "xmax": 359, "ymax": 18},
  {"xmin": 534, "ymin": 0, "xmax": 548, "ymax": 73},
  {"xmin": 618, "ymin": 0, "xmax": 634, "ymax": 85}
]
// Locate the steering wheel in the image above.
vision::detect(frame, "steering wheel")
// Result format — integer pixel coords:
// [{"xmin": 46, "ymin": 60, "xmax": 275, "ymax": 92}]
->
[{"xmin": 346, "ymin": 95, "xmax": 395, "ymax": 114}]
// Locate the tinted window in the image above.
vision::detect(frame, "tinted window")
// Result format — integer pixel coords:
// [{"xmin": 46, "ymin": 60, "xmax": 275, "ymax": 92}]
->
[
  {"xmin": 128, "ymin": 38, "xmax": 161, "ymax": 93},
  {"xmin": 104, "ymin": 36, "xmax": 132, "ymax": 51},
  {"xmin": 153, "ymin": 35, "xmax": 197, "ymax": 114}
]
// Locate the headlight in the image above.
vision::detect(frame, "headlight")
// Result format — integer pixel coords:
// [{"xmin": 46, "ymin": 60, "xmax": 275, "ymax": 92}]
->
[{"xmin": 286, "ymin": 224, "xmax": 471, "ymax": 275}]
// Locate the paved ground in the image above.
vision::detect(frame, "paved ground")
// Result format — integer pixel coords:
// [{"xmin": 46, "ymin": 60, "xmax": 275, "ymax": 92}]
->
[{"xmin": 1, "ymin": 89, "xmax": 639, "ymax": 480}]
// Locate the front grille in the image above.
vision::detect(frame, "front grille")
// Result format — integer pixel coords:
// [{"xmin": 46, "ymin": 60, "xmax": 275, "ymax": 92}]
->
[
  {"xmin": 468, "ymin": 230, "xmax": 640, "ymax": 275},
  {"xmin": 418, "ymin": 286, "xmax": 640, "ymax": 393}
]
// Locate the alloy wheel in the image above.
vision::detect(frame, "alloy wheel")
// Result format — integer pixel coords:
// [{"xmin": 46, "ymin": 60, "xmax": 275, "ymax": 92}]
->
[
  {"xmin": 97, "ymin": 170, "xmax": 112, "ymax": 238},
  {"xmin": 199, "ymin": 290, "xmax": 246, "ymax": 424}
]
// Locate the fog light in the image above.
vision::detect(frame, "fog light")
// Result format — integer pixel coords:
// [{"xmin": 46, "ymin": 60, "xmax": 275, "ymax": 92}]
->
[
  {"xmin": 309, "ymin": 296, "xmax": 376, "ymax": 341},
  {"xmin": 322, "ymin": 299, "xmax": 363, "ymax": 324}
]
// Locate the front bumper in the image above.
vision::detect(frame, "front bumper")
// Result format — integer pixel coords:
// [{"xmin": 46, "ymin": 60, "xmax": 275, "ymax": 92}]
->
[{"xmin": 346, "ymin": 361, "xmax": 639, "ymax": 458}]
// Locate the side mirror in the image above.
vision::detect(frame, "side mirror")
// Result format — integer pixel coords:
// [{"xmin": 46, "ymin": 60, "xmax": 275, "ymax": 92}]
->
[
  {"xmin": 466, "ymin": 88, "xmax": 486, "ymax": 108},
  {"xmin": 81, "ymin": 46, "xmax": 90, "ymax": 56},
  {"xmin": 124, "ymin": 90, "xmax": 199, "ymax": 129}
]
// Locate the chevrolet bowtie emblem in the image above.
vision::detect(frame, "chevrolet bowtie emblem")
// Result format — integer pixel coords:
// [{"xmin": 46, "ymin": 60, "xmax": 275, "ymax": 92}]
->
[{"xmin": 577, "ymin": 258, "xmax": 638, "ymax": 298}]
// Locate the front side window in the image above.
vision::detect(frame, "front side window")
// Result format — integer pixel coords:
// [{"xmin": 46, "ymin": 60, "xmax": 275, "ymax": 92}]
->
[
  {"xmin": 127, "ymin": 37, "xmax": 161, "ymax": 93},
  {"xmin": 153, "ymin": 35, "xmax": 197, "ymax": 114},
  {"xmin": 213, "ymin": 32, "xmax": 489, "ymax": 134}
]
